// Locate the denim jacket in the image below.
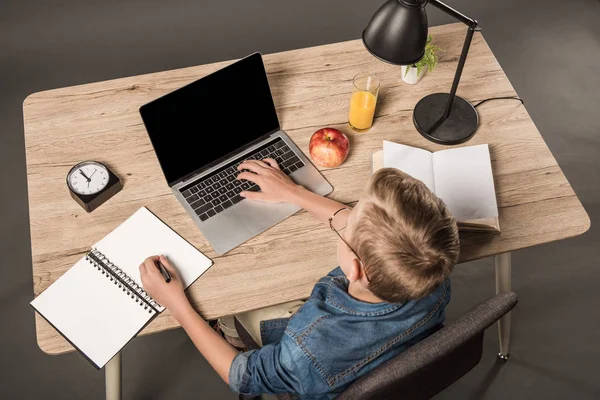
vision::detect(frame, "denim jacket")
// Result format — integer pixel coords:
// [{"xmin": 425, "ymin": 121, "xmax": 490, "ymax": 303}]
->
[{"xmin": 229, "ymin": 268, "xmax": 451, "ymax": 399}]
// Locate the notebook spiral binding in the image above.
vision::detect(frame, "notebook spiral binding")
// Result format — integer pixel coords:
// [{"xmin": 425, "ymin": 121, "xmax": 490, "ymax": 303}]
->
[{"xmin": 86, "ymin": 248, "xmax": 161, "ymax": 313}]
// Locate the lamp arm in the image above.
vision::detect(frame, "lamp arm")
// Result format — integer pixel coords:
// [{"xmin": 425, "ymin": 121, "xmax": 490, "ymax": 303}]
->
[
  {"xmin": 426, "ymin": 0, "xmax": 480, "ymax": 119},
  {"xmin": 427, "ymin": 0, "xmax": 478, "ymax": 28}
]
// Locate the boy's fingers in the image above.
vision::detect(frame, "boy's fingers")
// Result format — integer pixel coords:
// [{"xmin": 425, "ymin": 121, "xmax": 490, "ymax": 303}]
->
[
  {"xmin": 142, "ymin": 255, "xmax": 160, "ymax": 264},
  {"xmin": 236, "ymin": 172, "xmax": 260, "ymax": 183},
  {"xmin": 240, "ymin": 190, "xmax": 272, "ymax": 202},
  {"xmin": 139, "ymin": 263, "xmax": 147, "ymax": 276},
  {"xmin": 262, "ymin": 158, "xmax": 280, "ymax": 170},
  {"xmin": 143, "ymin": 257, "xmax": 160, "ymax": 276},
  {"xmin": 238, "ymin": 160, "xmax": 267, "ymax": 173},
  {"xmin": 159, "ymin": 255, "xmax": 177, "ymax": 274}
]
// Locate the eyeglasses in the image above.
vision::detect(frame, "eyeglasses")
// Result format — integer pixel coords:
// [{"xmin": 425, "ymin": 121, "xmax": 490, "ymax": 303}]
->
[{"xmin": 329, "ymin": 207, "xmax": 370, "ymax": 282}]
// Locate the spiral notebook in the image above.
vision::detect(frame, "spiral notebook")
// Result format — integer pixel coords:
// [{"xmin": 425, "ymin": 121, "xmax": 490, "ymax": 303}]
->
[{"xmin": 30, "ymin": 207, "xmax": 213, "ymax": 369}]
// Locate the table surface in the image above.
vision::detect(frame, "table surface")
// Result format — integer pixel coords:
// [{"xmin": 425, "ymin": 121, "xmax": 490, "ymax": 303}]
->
[{"xmin": 24, "ymin": 23, "xmax": 589, "ymax": 355}]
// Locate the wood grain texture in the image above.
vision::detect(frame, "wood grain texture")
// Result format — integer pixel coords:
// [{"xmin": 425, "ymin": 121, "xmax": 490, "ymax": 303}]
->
[{"xmin": 23, "ymin": 23, "xmax": 589, "ymax": 355}]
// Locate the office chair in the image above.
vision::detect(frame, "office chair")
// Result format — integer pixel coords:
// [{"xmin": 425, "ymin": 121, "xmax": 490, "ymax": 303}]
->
[{"xmin": 235, "ymin": 291, "xmax": 518, "ymax": 400}]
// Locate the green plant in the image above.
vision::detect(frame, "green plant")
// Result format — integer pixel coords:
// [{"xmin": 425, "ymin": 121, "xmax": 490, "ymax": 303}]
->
[{"xmin": 404, "ymin": 35, "xmax": 441, "ymax": 77}]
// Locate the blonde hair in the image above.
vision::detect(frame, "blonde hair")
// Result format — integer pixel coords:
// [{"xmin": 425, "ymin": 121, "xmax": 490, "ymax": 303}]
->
[{"xmin": 352, "ymin": 168, "xmax": 459, "ymax": 303}]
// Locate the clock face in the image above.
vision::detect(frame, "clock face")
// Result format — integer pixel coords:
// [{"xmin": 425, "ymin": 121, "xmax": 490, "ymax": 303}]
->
[{"xmin": 67, "ymin": 161, "xmax": 110, "ymax": 195}]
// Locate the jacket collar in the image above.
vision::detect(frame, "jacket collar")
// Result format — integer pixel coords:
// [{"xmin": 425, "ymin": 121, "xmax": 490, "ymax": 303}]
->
[{"xmin": 325, "ymin": 274, "xmax": 404, "ymax": 316}]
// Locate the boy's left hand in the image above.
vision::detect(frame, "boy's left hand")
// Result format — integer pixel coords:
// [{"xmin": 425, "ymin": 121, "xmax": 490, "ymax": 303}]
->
[{"xmin": 139, "ymin": 255, "xmax": 188, "ymax": 312}]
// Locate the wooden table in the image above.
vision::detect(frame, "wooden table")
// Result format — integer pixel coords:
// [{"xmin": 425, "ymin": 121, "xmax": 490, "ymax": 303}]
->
[{"xmin": 24, "ymin": 22, "xmax": 589, "ymax": 397}]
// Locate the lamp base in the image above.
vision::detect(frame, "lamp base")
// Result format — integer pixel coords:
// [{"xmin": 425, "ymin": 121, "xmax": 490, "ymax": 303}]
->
[{"xmin": 413, "ymin": 93, "xmax": 479, "ymax": 145}]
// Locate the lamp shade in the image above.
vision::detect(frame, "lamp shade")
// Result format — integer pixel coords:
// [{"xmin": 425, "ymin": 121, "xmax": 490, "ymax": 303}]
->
[{"xmin": 362, "ymin": 0, "xmax": 428, "ymax": 65}]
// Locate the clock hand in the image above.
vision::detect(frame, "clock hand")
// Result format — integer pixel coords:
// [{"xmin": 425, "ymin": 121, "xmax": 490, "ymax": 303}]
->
[
  {"xmin": 79, "ymin": 169, "xmax": 91, "ymax": 182},
  {"xmin": 87, "ymin": 169, "xmax": 98, "ymax": 188}
]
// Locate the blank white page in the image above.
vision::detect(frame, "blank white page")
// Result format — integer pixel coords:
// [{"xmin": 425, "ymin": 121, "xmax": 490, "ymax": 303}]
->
[
  {"xmin": 94, "ymin": 207, "xmax": 213, "ymax": 311},
  {"xmin": 31, "ymin": 258, "xmax": 155, "ymax": 369},
  {"xmin": 432, "ymin": 144, "xmax": 499, "ymax": 222},
  {"xmin": 383, "ymin": 140, "xmax": 435, "ymax": 192}
]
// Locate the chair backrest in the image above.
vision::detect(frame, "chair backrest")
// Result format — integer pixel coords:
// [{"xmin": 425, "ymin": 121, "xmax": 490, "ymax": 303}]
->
[{"xmin": 337, "ymin": 292, "xmax": 518, "ymax": 400}]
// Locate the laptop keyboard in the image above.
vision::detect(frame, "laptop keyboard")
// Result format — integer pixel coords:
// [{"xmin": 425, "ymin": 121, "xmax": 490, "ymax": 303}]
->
[{"xmin": 179, "ymin": 138, "xmax": 305, "ymax": 222}]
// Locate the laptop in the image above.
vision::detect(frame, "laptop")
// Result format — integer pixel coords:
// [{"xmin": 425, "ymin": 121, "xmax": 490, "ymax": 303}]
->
[{"xmin": 139, "ymin": 53, "xmax": 333, "ymax": 255}]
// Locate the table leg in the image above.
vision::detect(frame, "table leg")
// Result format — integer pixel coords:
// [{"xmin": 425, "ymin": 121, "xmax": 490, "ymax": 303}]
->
[
  {"xmin": 495, "ymin": 252, "xmax": 512, "ymax": 360},
  {"xmin": 105, "ymin": 352, "xmax": 122, "ymax": 400}
]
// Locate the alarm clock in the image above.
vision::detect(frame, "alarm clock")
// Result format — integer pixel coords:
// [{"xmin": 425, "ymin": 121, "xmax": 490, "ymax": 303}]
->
[{"xmin": 66, "ymin": 161, "xmax": 122, "ymax": 212}]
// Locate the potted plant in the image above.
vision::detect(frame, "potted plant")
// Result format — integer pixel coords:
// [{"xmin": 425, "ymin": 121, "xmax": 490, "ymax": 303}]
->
[{"xmin": 401, "ymin": 35, "xmax": 441, "ymax": 85}]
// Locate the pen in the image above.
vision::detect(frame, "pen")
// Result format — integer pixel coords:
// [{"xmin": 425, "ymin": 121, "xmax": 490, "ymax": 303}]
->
[{"xmin": 155, "ymin": 259, "xmax": 172, "ymax": 283}]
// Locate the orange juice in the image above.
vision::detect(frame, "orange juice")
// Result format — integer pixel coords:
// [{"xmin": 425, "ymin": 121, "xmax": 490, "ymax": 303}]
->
[{"xmin": 349, "ymin": 90, "xmax": 377, "ymax": 132}]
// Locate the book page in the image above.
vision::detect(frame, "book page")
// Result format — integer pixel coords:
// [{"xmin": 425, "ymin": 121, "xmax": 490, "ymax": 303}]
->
[
  {"xmin": 432, "ymin": 144, "xmax": 499, "ymax": 222},
  {"xmin": 458, "ymin": 217, "xmax": 500, "ymax": 232},
  {"xmin": 94, "ymin": 207, "xmax": 213, "ymax": 310},
  {"xmin": 383, "ymin": 141, "xmax": 435, "ymax": 192},
  {"xmin": 31, "ymin": 258, "xmax": 155, "ymax": 369}
]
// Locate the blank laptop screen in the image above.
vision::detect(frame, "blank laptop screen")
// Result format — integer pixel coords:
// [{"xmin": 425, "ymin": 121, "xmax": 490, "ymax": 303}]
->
[{"xmin": 140, "ymin": 53, "xmax": 280, "ymax": 185}]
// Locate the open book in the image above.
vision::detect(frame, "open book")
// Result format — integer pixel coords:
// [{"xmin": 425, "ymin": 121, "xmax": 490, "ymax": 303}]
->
[
  {"xmin": 31, "ymin": 207, "xmax": 213, "ymax": 368},
  {"xmin": 372, "ymin": 141, "xmax": 500, "ymax": 232}
]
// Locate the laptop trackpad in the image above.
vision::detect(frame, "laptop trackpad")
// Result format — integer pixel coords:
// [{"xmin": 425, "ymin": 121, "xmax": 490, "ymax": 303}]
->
[
  {"xmin": 200, "ymin": 210, "xmax": 253, "ymax": 255},
  {"xmin": 234, "ymin": 199, "xmax": 300, "ymax": 235}
]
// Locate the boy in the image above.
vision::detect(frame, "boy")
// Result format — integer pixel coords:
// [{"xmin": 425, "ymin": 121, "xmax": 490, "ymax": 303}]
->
[{"xmin": 140, "ymin": 157, "xmax": 459, "ymax": 399}]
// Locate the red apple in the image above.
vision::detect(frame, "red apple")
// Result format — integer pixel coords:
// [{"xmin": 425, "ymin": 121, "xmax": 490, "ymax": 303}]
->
[{"xmin": 309, "ymin": 128, "xmax": 350, "ymax": 168}]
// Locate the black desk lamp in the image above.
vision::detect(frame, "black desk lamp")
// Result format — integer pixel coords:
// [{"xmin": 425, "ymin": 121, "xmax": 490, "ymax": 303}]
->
[{"xmin": 363, "ymin": 0, "xmax": 480, "ymax": 145}]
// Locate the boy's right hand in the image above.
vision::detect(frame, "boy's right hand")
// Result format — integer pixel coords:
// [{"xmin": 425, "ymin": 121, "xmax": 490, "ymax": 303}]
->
[
  {"xmin": 139, "ymin": 255, "xmax": 188, "ymax": 312},
  {"xmin": 237, "ymin": 158, "xmax": 301, "ymax": 203}
]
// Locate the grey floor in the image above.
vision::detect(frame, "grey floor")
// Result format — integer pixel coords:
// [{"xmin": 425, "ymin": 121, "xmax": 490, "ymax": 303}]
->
[{"xmin": 1, "ymin": 0, "xmax": 599, "ymax": 399}]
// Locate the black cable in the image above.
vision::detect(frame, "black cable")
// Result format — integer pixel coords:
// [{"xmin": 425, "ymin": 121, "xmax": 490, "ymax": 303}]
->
[{"xmin": 473, "ymin": 96, "xmax": 523, "ymax": 108}]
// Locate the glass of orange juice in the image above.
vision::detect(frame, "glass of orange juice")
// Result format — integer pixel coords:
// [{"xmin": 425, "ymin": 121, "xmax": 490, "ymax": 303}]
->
[{"xmin": 348, "ymin": 72, "xmax": 379, "ymax": 132}]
